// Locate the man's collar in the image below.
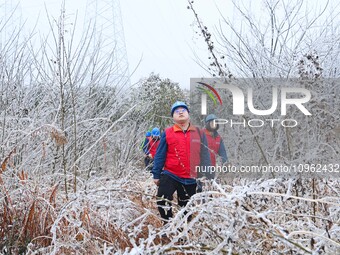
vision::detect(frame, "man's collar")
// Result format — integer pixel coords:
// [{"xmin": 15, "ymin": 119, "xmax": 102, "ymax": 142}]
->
[{"xmin": 173, "ymin": 123, "xmax": 196, "ymax": 132}]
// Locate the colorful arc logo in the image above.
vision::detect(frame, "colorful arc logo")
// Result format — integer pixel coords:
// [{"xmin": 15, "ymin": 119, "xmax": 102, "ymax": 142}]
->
[{"xmin": 197, "ymin": 82, "xmax": 223, "ymax": 107}]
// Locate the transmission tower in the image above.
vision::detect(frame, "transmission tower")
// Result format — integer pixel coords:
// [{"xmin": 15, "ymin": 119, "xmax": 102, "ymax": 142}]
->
[{"xmin": 84, "ymin": 0, "xmax": 130, "ymax": 87}]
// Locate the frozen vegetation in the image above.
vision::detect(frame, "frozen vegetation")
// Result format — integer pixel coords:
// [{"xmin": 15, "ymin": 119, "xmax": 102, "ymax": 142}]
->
[{"xmin": 1, "ymin": 0, "xmax": 339, "ymax": 254}]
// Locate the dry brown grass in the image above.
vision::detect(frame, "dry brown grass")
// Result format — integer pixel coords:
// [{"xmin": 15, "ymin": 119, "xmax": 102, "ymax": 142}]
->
[
  {"xmin": 1, "ymin": 160, "xmax": 339, "ymax": 254},
  {"xmin": 0, "ymin": 164, "xmax": 164, "ymax": 254}
]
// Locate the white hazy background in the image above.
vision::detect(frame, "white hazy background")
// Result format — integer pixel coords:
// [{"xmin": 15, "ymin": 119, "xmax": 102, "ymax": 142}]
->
[
  {"xmin": 14, "ymin": 0, "xmax": 236, "ymax": 88},
  {"xmin": 7, "ymin": 0, "xmax": 337, "ymax": 88}
]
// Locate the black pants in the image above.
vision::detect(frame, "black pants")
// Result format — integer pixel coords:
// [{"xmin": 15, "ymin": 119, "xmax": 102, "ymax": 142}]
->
[
  {"xmin": 144, "ymin": 156, "xmax": 151, "ymax": 167},
  {"xmin": 144, "ymin": 157, "xmax": 153, "ymax": 172},
  {"xmin": 156, "ymin": 174, "xmax": 197, "ymax": 223}
]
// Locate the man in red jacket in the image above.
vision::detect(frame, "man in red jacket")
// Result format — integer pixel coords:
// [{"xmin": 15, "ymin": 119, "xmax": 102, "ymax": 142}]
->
[
  {"xmin": 142, "ymin": 131, "xmax": 152, "ymax": 169},
  {"xmin": 202, "ymin": 114, "xmax": 228, "ymax": 168},
  {"xmin": 143, "ymin": 127, "xmax": 161, "ymax": 171},
  {"xmin": 196, "ymin": 114, "xmax": 228, "ymax": 192},
  {"xmin": 152, "ymin": 101, "xmax": 211, "ymax": 224}
]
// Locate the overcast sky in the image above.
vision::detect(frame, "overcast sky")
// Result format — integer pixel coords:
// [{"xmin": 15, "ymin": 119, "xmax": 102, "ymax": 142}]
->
[
  {"xmin": 10, "ymin": 0, "xmax": 234, "ymax": 89},
  {"xmin": 120, "ymin": 0, "xmax": 233, "ymax": 89},
  {"xmin": 8, "ymin": 0, "xmax": 336, "ymax": 89}
]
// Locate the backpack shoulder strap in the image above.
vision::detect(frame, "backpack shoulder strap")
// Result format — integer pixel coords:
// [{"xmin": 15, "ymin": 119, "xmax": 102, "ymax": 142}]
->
[{"xmin": 196, "ymin": 126, "xmax": 202, "ymax": 141}]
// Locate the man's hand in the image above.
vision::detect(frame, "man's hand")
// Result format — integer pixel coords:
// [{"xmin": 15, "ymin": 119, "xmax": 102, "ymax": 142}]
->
[
  {"xmin": 148, "ymin": 153, "xmax": 153, "ymax": 159},
  {"xmin": 153, "ymin": 179, "xmax": 160, "ymax": 186}
]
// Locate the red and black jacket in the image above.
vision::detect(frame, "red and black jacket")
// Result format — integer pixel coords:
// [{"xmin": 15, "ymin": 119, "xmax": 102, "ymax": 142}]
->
[{"xmin": 152, "ymin": 124, "xmax": 211, "ymax": 179}]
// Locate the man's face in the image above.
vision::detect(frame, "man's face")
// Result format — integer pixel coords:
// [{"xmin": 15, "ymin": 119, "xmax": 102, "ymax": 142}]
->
[
  {"xmin": 173, "ymin": 107, "xmax": 189, "ymax": 124},
  {"xmin": 209, "ymin": 120, "xmax": 217, "ymax": 129}
]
